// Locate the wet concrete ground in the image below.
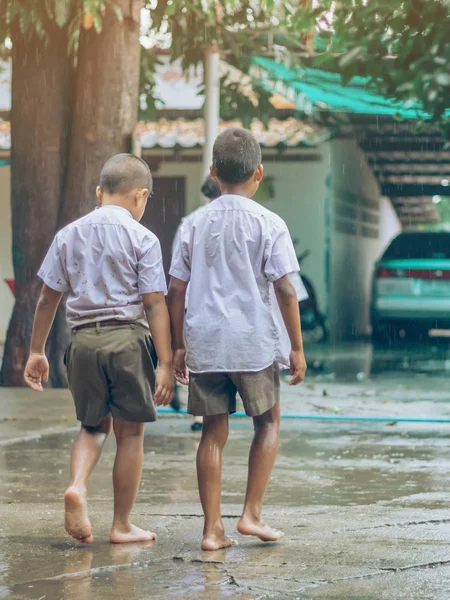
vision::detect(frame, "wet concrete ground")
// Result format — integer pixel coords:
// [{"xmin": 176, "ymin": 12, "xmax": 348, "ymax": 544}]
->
[{"xmin": 2, "ymin": 341, "xmax": 450, "ymax": 599}]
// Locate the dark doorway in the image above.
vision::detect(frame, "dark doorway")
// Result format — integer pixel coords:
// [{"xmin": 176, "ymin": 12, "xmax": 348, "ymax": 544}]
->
[{"xmin": 141, "ymin": 177, "xmax": 186, "ymax": 278}]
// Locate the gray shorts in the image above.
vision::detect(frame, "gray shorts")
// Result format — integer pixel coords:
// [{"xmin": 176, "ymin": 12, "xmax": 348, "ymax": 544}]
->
[
  {"xmin": 65, "ymin": 324, "xmax": 157, "ymax": 428},
  {"xmin": 188, "ymin": 363, "xmax": 280, "ymax": 417}
]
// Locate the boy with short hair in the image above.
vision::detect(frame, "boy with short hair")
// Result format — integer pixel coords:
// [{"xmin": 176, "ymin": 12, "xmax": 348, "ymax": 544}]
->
[
  {"xmin": 170, "ymin": 175, "xmax": 222, "ymax": 429},
  {"xmin": 168, "ymin": 129, "xmax": 306, "ymax": 551},
  {"xmin": 24, "ymin": 154, "xmax": 173, "ymax": 544}
]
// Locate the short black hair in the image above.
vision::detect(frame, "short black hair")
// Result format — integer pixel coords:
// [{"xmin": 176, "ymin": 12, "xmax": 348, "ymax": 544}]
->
[
  {"xmin": 201, "ymin": 175, "xmax": 221, "ymax": 199},
  {"xmin": 212, "ymin": 128, "xmax": 261, "ymax": 185},
  {"xmin": 99, "ymin": 154, "xmax": 152, "ymax": 195}
]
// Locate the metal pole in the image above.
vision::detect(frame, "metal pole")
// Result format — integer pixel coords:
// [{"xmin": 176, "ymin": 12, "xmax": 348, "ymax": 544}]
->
[{"xmin": 202, "ymin": 45, "xmax": 220, "ymax": 178}]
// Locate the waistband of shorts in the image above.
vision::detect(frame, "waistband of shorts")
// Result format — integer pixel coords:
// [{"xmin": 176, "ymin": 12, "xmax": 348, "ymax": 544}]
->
[{"xmin": 72, "ymin": 319, "xmax": 146, "ymax": 333}]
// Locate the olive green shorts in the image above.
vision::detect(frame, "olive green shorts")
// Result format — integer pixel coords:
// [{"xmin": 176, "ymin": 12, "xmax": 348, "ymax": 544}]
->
[
  {"xmin": 188, "ymin": 363, "xmax": 280, "ymax": 418},
  {"xmin": 65, "ymin": 324, "xmax": 157, "ymax": 428}
]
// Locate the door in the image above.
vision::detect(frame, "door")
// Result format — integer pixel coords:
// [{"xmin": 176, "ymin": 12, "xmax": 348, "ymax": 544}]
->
[{"xmin": 141, "ymin": 177, "xmax": 186, "ymax": 279}]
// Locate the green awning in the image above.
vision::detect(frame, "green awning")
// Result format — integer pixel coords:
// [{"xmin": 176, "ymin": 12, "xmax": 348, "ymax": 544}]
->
[{"xmin": 250, "ymin": 56, "xmax": 429, "ymax": 120}]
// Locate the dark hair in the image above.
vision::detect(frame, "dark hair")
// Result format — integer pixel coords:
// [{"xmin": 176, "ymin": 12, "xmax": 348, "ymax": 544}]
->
[
  {"xmin": 212, "ymin": 128, "xmax": 261, "ymax": 185},
  {"xmin": 99, "ymin": 154, "xmax": 152, "ymax": 195},
  {"xmin": 201, "ymin": 175, "xmax": 221, "ymax": 199}
]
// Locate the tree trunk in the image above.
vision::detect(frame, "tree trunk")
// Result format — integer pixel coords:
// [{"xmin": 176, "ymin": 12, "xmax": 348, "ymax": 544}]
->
[
  {"xmin": 60, "ymin": 0, "xmax": 143, "ymax": 225},
  {"xmin": 1, "ymin": 22, "xmax": 71, "ymax": 386}
]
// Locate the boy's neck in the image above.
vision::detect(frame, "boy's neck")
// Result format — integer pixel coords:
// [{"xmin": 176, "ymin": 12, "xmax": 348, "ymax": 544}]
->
[
  {"xmin": 219, "ymin": 184, "xmax": 254, "ymax": 200},
  {"xmin": 101, "ymin": 195, "xmax": 133, "ymax": 213}
]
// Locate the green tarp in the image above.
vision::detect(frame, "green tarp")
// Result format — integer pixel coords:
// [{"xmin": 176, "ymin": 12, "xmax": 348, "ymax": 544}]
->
[{"xmin": 251, "ymin": 56, "xmax": 429, "ymax": 119}]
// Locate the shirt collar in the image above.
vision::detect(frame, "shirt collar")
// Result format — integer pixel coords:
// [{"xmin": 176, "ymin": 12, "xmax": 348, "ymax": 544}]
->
[{"xmin": 98, "ymin": 205, "xmax": 133, "ymax": 219}]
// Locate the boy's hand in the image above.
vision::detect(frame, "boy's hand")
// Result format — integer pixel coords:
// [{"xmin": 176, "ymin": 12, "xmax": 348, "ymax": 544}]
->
[
  {"xmin": 24, "ymin": 353, "xmax": 50, "ymax": 392},
  {"xmin": 173, "ymin": 348, "xmax": 189, "ymax": 385},
  {"xmin": 289, "ymin": 349, "xmax": 307, "ymax": 385},
  {"xmin": 154, "ymin": 363, "xmax": 174, "ymax": 406}
]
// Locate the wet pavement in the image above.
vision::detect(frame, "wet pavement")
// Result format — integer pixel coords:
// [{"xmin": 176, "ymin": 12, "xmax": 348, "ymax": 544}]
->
[{"xmin": 2, "ymin": 342, "xmax": 450, "ymax": 599}]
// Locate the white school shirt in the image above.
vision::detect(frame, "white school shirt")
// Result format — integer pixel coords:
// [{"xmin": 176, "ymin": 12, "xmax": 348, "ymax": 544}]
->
[
  {"xmin": 38, "ymin": 205, "xmax": 167, "ymax": 329},
  {"xmin": 172, "ymin": 204, "xmax": 309, "ymax": 306},
  {"xmin": 170, "ymin": 195, "xmax": 300, "ymax": 373},
  {"xmin": 172, "ymin": 204, "xmax": 309, "ymax": 316}
]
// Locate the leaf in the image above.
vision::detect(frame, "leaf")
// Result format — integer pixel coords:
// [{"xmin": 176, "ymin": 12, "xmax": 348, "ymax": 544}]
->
[
  {"xmin": 54, "ymin": 0, "xmax": 72, "ymax": 28},
  {"xmin": 93, "ymin": 12, "xmax": 103, "ymax": 33},
  {"xmin": 83, "ymin": 13, "xmax": 95, "ymax": 30},
  {"xmin": 396, "ymin": 81, "xmax": 414, "ymax": 92},
  {"xmin": 112, "ymin": 3, "xmax": 123, "ymax": 22},
  {"xmin": 166, "ymin": 0, "xmax": 177, "ymax": 15},
  {"xmin": 339, "ymin": 46, "xmax": 364, "ymax": 68},
  {"xmin": 435, "ymin": 72, "xmax": 450, "ymax": 87}
]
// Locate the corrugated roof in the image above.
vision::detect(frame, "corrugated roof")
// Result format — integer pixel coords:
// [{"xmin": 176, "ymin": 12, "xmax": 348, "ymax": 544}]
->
[{"xmin": 250, "ymin": 56, "xmax": 436, "ymax": 119}]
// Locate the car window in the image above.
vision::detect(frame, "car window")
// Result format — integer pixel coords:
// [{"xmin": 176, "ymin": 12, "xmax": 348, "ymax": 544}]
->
[{"xmin": 383, "ymin": 233, "xmax": 450, "ymax": 260}]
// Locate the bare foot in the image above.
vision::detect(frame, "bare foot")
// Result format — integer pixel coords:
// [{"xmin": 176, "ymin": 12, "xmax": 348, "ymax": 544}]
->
[
  {"xmin": 201, "ymin": 533, "xmax": 238, "ymax": 551},
  {"xmin": 64, "ymin": 486, "xmax": 93, "ymax": 544},
  {"xmin": 237, "ymin": 515, "xmax": 284, "ymax": 542},
  {"xmin": 110, "ymin": 523, "xmax": 157, "ymax": 544}
]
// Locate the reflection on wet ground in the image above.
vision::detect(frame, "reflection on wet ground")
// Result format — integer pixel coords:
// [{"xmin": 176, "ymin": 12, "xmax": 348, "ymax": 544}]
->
[
  {"xmin": 306, "ymin": 339, "xmax": 450, "ymax": 382},
  {"xmin": 3, "ymin": 416, "xmax": 450, "ymax": 599},
  {"xmin": 2, "ymin": 341, "xmax": 450, "ymax": 598}
]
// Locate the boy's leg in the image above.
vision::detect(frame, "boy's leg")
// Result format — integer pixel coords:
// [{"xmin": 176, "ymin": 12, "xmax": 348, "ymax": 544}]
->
[
  {"xmin": 197, "ymin": 413, "xmax": 236, "ymax": 550},
  {"xmin": 110, "ymin": 419, "xmax": 156, "ymax": 543},
  {"xmin": 65, "ymin": 415, "xmax": 112, "ymax": 543},
  {"xmin": 238, "ymin": 402, "xmax": 284, "ymax": 541}
]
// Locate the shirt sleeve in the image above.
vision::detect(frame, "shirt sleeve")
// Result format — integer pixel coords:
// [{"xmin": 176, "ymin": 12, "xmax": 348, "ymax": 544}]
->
[
  {"xmin": 169, "ymin": 222, "xmax": 191, "ymax": 282},
  {"xmin": 290, "ymin": 272, "xmax": 309, "ymax": 302},
  {"xmin": 38, "ymin": 235, "xmax": 70, "ymax": 293},
  {"xmin": 138, "ymin": 236, "xmax": 168, "ymax": 295},
  {"xmin": 264, "ymin": 221, "xmax": 300, "ymax": 283}
]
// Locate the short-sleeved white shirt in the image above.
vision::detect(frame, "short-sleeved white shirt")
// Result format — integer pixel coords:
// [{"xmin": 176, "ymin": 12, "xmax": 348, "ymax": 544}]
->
[
  {"xmin": 170, "ymin": 195, "xmax": 300, "ymax": 373},
  {"xmin": 38, "ymin": 205, "xmax": 167, "ymax": 329}
]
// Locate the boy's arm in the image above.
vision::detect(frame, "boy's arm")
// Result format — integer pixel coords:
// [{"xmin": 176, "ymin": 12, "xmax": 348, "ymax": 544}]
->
[
  {"xmin": 274, "ymin": 275, "xmax": 307, "ymax": 385},
  {"xmin": 167, "ymin": 277, "xmax": 189, "ymax": 385},
  {"xmin": 24, "ymin": 284, "xmax": 63, "ymax": 391},
  {"xmin": 142, "ymin": 292, "xmax": 174, "ymax": 406}
]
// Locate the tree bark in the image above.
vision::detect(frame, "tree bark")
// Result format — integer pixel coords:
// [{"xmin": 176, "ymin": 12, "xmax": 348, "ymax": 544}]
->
[
  {"xmin": 60, "ymin": 0, "xmax": 143, "ymax": 225},
  {"xmin": 1, "ymin": 22, "xmax": 71, "ymax": 386}
]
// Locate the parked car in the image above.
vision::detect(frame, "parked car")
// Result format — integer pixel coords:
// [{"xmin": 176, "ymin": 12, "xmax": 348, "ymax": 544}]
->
[{"xmin": 370, "ymin": 231, "xmax": 450, "ymax": 342}]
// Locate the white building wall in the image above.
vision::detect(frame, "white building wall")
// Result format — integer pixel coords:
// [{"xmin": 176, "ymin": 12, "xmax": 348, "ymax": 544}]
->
[
  {"xmin": 380, "ymin": 195, "xmax": 402, "ymax": 253},
  {"xmin": 261, "ymin": 150, "xmax": 329, "ymax": 310},
  {"xmin": 329, "ymin": 139, "xmax": 385, "ymax": 340}
]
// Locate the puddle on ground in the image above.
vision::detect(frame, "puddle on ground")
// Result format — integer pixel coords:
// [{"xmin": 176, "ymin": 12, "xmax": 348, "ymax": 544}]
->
[{"xmin": 2, "ymin": 420, "xmax": 450, "ymax": 509}]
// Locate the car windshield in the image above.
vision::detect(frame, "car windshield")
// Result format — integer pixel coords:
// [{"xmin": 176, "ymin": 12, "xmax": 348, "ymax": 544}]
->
[{"xmin": 383, "ymin": 233, "xmax": 450, "ymax": 260}]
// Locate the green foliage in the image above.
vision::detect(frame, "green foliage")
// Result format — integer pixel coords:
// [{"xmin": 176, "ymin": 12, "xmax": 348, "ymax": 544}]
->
[
  {"xmin": 139, "ymin": 50, "xmax": 164, "ymax": 121},
  {"xmin": 218, "ymin": 77, "xmax": 275, "ymax": 127},
  {"xmin": 145, "ymin": 0, "xmax": 300, "ymax": 71},
  {"xmin": 287, "ymin": 0, "xmax": 450, "ymax": 129},
  {"xmin": 0, "ymin": 0, "xmax": 118, "ymax": 41}
]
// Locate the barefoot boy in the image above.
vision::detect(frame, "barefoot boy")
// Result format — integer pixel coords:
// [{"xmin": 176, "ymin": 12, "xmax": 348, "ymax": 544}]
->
[
  {"xmin": 168, "ymin": 129, "xmax": 306, "ymax": 551},
  {"xmin": 24, "ymin": 154, "xmax": 173, "ymax": 544}
]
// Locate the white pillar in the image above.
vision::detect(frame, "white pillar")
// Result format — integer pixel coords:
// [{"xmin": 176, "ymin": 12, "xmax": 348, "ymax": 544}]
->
[{"xmin": 202, "ymin": 46, "xmax": 220, "ymax": 178}]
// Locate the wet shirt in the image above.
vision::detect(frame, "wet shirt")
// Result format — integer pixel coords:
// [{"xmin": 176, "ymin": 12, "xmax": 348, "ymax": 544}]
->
[
  {"xmin": 172, "ymin": 204, "xmax": 309, "ymax": 307},
  {"xmin": 38, "ymin": 205, "xmax": 167, "ymax": 329},
  {"xmin": 170, "ymin": 195, "xmax": 300, "ymax": 373}
]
